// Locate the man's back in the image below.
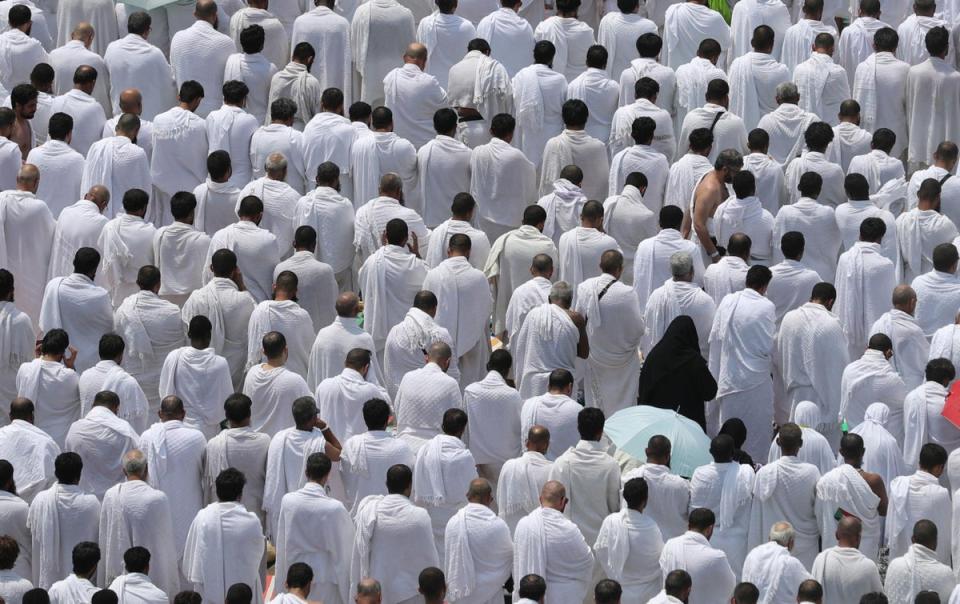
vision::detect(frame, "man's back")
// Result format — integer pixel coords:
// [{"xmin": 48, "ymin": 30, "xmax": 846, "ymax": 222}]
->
[
  {"xmin": 183, "ymin": 501, "xmax": 264, "ymax": 604},
  {"xmin": 514, "ymin": 506, "xmax": 594, "ymax": 602},
  {"xmin": 356, "ymin": 493, "xmax": 438, "ymax": 603},
  {"xmin": 549, "ymin": 441, "xmax": 620, "ymax": 543},
  {"xmin": 659, "ymin": 531, "xmax": 736, "ymax": 604}
]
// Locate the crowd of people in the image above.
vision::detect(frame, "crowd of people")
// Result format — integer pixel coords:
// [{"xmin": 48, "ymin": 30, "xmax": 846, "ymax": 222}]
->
[{"xmin": 4, "ymin": 0, "xmax": 960, "ymax": 600}]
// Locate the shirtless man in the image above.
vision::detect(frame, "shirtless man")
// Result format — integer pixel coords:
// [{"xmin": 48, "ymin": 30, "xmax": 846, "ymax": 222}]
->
[
  {"xmin": 843, "ymin": 432, "xmax": 887, "ymax": 516},
  {"xmin": 682, "ymin": 149, "xmax": 743, "ymax": 262},
  {"xmin": 10, "ymin": 86, "xmax": 37, "ymax": 159}
]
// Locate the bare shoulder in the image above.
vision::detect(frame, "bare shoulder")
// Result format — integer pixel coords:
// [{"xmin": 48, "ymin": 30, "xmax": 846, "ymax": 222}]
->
[
  {"xmin": 859, "ymin": 470, "xmax": 885, "ymax": 491},
  {"xmin": 566, "ymin": 309, "xmax": 586, "ymax": 328}
]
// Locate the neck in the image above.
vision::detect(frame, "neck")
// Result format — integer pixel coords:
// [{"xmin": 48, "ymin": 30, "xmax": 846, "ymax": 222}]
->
[
  {"xmin": 265, "ymin": 357, "xmax": 284, "ymax": 368},
  {"xmin": 228, "ymin": 421, "xmax": 250, "ymax": 428},
  {"xmin": 287, "ymin": 588, "xmax": 309, "ymax": 600}
]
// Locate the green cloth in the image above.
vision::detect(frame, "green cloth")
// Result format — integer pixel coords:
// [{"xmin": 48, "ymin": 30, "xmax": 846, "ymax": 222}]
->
[{"xmin": 707, "ymin": 0, "xmax": 732, "ymax": 23}]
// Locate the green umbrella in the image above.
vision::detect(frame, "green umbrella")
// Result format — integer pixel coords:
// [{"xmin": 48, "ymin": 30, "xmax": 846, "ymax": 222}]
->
[{"xmin": 604, "ymin": 405, "xmax": 711, "ymax": 477}]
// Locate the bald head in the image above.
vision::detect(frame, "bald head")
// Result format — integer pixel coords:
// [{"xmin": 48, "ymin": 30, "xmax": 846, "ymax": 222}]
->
[
  {"xmin": 9, "ymin": 397, "xmax": 34, "ymax": 423},
  {"xmin": 892, "ymin": 284, "xmax": 917, "ymax": 313},
  {"xmin": 404, "ymin": 42, "xmax": 428, "ymax": 68},
  {"xmin": 195, "ymin": 0, "xmax": 218, "ymax": 20},
  {"xmin": 335, "ymin": 292, "xmax": 360, "ymax": 317},
  {"xmin": 427, "ymin": 341, "xmax": 452, "ymax": 364},
  {"xmin": 526, "ymin": 425, "xmax": 550, "ymax": 453},
  {"xmin": 84, "ymin": 185, "xmax": 110, "ymax": 211},
  {"xmin": 16, "ymin": 164, "xmax": 39, "ymax": 192},
  {"xmin": 118, "ymin": 89, "xmax": 142, "ymax": 114},
  {"xmin": 836, "ymin": 516, "xmax": 862, "ymax": 547},
  {"xmin": 379, "ymin": 172, "xmax": 403, "ymax": 198},
  {"xmin": 466, "ymin": 478, "xmax": 493, "ymax": 505},
  {"xmin": 540, "ymin": 480, "xmax": 566, "ymax": 510},
  {"xmin": 159, "ymin": 395, "xmax": 185, "ymax": 421},
  {"xmin": 71, "ymin": 22, "xmax": 94, "ymax": 46}
]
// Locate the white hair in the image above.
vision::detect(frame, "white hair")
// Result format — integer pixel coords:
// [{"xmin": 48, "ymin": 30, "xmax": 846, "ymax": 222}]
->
[
  {"xmin": 548, "ymin": 281, "xmax": 573, "ymax": 307},
  {"xmin": 670, "ymin": 251, "xmax": 694, "ymax": 278},
  {"xmin": 769, "ymin": 521, "xmax": 795, "ymax": 547}
]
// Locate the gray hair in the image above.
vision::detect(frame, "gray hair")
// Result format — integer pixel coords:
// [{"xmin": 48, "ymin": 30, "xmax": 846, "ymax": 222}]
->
[
  {"xmin": 122, "ymin": 449, "xmax": 147, "ymax": 477},
  {"xmin": 769, "ymin": 521, "xmax": 795, "ymax": 547},
  {"xmin": 715, "ymin": 149, "xmax": 743, "ymax": 171},
  {"xmin": 356, "ymin": 579, "xmax": 381, "ymax": 597},
  {"xmin": 548, "ymin": 281, "xmax": 573, "ymax": 308},
  {"xmin": 775, "ymin": 81, "xmax": 800, "ymax": 103},
  {"xmin": 670, "ymin": 251, "xmax": 694, "ymax": 278},
  {"xmin": 264, "ymin": 152, "xmax": 287, "ymax": 173}
]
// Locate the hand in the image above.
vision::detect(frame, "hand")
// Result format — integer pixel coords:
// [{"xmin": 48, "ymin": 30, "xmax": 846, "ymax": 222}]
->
[
  {"xmin": 408, "ymin": 232, "xmax": 421, "ymax": 258},
  {"xmin": 63, "ymin": 346, "xmax": 78, "ymax": 370}
]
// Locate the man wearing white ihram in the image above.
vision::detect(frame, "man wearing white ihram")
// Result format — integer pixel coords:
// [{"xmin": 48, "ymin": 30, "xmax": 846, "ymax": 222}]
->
[
  {"xmin": 183, "ymin": 468, "xmax": 265, "ymax": 604},
  {"xmin": 658, "ymin": 508, "xmax": 736, "ymax": 604},
  {"xmin": 417, "ymin": 110, "xmax": 473, "ymax": 230},
  {"xmin": 741, "ymin": 522, "xmax": 813, "ymax": 602},
  {"xmin": 443, "ymin": 478, "xmax": 513, "ymax": 604},
  {"xmin": 422, "ymin": 235, "xmax": 493, "ymax": 387},
  {"xmin": 243, "ymin": 332, "xmax": 311, "ymax": 437},
  {"xmin": 393, "ymin": 342, "xmax": 462, "ymax": 453},
  {"xmin": 97, "ymin": 450, "xmax": 178, "ymax": 599},
  {"xmin": 245, "ymin": 273, "xmax": 313, "ymax": 379},
  {"xmin": 137, "ymin": 396, "xmax": 206, "ymax": 556},
  {"xmin": 512, "ymin": 281, "xmax": 587, "ymax": 400},
  {"xmin": 275, "ymin": 452, "xmax": 353, "ymax": 604},
  {"xmin": 708, "ymin": 266, "xmax": 776, "ymax": 458},
  {"xmin": 350, "ymin": 464, "xmax": 439, "ymax": 604},
  {"xmin": 338, "ymin": 399, "xmax": 415, "ymax": 516},
  {"xmin": 748, "ymin": 423, "xmax": 821, "ymax": 570},
  {"xmin": 574, "ymin": 250, "xmax": 643, "ymax": 415},
  {"xmin": 28, "ymin": 452, "xmax": 100, "ymax": 589},
  {"xmin": 513, "ymin": 481, "xmax": 594, "ymax": 604}
]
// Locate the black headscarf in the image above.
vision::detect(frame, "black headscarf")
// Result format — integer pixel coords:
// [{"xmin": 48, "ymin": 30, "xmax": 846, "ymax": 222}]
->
[
  {"xmin": 638, "ymin": 315, "xmax": 717, "ymax": 429},
  {"xmin": 639, "ymin": 316, "xmax": 704, "ymax": 396}
]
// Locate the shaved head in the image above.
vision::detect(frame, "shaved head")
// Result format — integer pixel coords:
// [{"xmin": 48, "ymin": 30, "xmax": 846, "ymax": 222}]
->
[
  {"xmin": 404, "ymin": 42, "xmax": 428, "ymax": 61},
  {"xmin": 71, "ymin": 22, "xmax": 94, "ymax": 40},
  {"xmin": 118, "ymin": 89, "xmax": 142, "ymax": 113},
  {"xmin": 85, "ymin": 185, "xmax": 110, "ymax": 208},
  {"xmin": 427, "ymin": 341, "xmax": 452, "ymax": 362},
  {"xmin": 466, "ymin": 478, "xmax": 493, "ymax": 503},
  {"xmin": 195, "ymin": 0, "xmax": 218, "ymax": 18},
  {"xmin": 16, "ymin": 164, "xmax": 39, "ymax": 190},
  {"xmin": 892, "ymin": 284, "xmax": 917, "ymax": 310},
  {"xmin": 335, "ymin": 292, "xmax": 360, "ymax": 317},
  {"xmin": 526, "ymin": 425, "xmax": 550, "ymax": 453},
  {"xmin": 159, "ymin": 395, "xmax": 185, "ymax": 420},
  {"xmin": 540, "ymin": 480, "xmax": 566, "ymax": 509}
]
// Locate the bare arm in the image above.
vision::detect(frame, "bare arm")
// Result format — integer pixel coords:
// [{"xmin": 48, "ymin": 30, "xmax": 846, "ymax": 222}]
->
[
  {"xmin": 863, "ymin": 471, "xmax": 888, "ymax": 516},
  {"xmin": 317, "ymin": 419, "xmax": 342, "ymax": 461},
  {"xmin": 692, "ymin": 187, "xmax": 720, "ymax": 261},
  {"xmin": 569, "ymin": 310, "xmax": 589, "ymax": 359}
]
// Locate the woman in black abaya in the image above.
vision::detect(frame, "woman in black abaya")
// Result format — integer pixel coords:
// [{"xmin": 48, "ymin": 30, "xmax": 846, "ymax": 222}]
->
[{"xmin": 638, "ymin": 315, "xmax": 717, "ymax": 431}]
